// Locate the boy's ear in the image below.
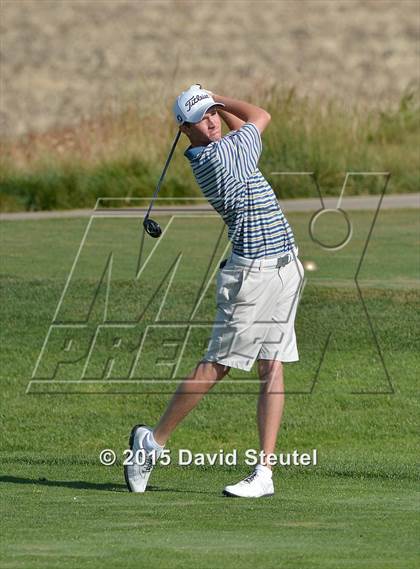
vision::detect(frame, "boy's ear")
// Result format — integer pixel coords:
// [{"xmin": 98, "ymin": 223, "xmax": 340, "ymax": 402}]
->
[{"xmin": 179, "ymin": 124, "xmax": 190, "ymax": 135}]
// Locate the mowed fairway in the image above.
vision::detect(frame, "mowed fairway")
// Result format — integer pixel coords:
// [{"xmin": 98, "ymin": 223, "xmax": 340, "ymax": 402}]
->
[{"xmin": 0, "ymin": 208, "xmax": 419, "ymax": 569}]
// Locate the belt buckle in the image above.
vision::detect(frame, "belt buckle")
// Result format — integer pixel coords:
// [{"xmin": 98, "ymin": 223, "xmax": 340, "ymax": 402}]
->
[{"xmin": 276, "ymin": 253, "xmax": 291, "ymax": 268}]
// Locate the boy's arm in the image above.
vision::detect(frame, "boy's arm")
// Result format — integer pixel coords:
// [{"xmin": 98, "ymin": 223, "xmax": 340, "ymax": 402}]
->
[
  {"xmin": 212, "ymin": 93, "xmax": 271, "ymax": 134},
  {"xmin": 217, "ymin": 108, "xmax": 245, "ymax": 132}
]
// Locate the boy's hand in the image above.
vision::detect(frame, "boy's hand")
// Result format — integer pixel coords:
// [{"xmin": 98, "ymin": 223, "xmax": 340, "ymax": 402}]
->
[{"xmin": 189, "ymin": 84, "xmax": 214, "ymax": 96}]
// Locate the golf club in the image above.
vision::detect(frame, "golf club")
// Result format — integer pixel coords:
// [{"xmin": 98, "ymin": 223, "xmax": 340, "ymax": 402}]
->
[{"xmin": 143, "ymin": 129, "xmax": 182, "ymax": 238}]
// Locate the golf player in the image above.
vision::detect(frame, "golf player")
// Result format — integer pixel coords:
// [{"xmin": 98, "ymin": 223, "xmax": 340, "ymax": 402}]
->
[{"xmin": 125, "ymin": 85, "xmax": 304, "ymax": 498}]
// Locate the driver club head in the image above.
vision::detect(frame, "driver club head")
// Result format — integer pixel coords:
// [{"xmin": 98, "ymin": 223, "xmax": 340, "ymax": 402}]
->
[{"xmin": 143, "ymin": 217, "xmax": 162, "ymax": 238}]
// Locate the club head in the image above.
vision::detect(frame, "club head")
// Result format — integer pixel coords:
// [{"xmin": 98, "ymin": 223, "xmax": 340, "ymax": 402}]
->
[{"xmin": 143, "ymin": 217, "xmax": 162, "ymax": 238}]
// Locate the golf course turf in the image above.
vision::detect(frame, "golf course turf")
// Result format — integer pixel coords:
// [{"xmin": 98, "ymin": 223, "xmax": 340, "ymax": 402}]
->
[{"xmin": 1, "ymin": 208, "xmax": 418, "ymax": 568}]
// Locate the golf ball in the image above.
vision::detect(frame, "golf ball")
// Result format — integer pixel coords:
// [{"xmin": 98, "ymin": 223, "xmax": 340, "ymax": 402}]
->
[{"xmin": 303, "ymin": 260, "xmax": 318, "ymax": 272}]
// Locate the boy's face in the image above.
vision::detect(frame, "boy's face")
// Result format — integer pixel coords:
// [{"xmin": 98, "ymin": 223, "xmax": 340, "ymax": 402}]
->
[{"xmin": 180, "ymin": 107, "xmax": 222, "ymax": 146}]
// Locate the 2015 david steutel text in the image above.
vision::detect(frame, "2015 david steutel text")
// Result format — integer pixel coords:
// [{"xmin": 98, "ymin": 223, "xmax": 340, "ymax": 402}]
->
[{"xmin": 99, "ymin": 448, "xmax": 318, "ymax": 467}]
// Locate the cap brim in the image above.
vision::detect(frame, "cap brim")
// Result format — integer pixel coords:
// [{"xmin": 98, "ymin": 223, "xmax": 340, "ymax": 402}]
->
[{"xmin": 192, "ymin": 102, "xmax": 226, "ymax": 123}]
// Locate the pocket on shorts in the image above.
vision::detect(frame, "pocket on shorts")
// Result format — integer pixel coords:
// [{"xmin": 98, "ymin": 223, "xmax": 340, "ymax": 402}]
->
[{"xmin": 216, "ymin": 265, "xmax": 245, "ymax": 305}]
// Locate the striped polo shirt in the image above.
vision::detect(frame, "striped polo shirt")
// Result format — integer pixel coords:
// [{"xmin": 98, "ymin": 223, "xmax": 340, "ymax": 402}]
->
[{"xmin": 184, "ymin": 123, "xmax": 295, "ymax": 259}]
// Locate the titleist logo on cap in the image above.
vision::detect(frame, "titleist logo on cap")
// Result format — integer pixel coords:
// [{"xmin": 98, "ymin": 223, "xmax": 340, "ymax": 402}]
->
[{"xmin": 185, "ymin": 93, "xmax": 210, "ymax": 111}]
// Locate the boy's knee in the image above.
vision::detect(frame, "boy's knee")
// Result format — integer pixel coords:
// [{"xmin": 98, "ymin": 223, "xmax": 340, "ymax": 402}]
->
[{"xmin": 198, "ymin": 361, "xmax": 230, "ymax": 380}]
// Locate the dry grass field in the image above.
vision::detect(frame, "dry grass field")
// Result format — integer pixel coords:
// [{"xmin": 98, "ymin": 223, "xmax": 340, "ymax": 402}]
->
[{"xmin": 1, "ymin": 0, "xmax": 419, "ymax": 138}]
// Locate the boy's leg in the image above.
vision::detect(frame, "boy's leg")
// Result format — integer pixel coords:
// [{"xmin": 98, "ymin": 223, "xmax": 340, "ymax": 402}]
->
[
  {"xmin": 152, "ymin": 361, "xmax": 230, "ymax": 446},
  {"xmin": 222, "ymin": 359, "xmax": 284, "ymax": 498},
  {"xmin": 257, "ymin": 359, "xmax": 285, "ymax": 467},
  {"xmin": 125, "ymin": 361, "xmax": 229, "ymax": 493}
]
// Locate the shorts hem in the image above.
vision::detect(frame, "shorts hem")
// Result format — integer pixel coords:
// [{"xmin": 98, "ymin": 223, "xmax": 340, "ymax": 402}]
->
[
  {"xmin": 201, "ymin": 357, "xmax": 253, "ymax": 372},
  {"xmin": 257, "ymin": 355, "xmax": 299, "ymax": 363}
]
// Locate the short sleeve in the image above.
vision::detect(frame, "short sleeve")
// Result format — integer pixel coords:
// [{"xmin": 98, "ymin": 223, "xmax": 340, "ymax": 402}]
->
[{"xmin": 216, "ymin": 123, "xmax": 263, "ymax": 181}]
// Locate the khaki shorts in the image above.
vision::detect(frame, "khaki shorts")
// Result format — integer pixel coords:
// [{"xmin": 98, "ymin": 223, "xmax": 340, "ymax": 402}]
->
[{"xmin": 202, "ymin": 248, "xmax": 304, "ymax": 372}]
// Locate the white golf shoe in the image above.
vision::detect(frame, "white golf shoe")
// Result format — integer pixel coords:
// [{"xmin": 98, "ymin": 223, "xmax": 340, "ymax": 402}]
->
[
  {"xmin": 223, "ymin": 468, "xmax": 274, "ymax": 498},
  {"xmin": 124, "ymin": 424, "xmax": 162, "ymax": 493}
]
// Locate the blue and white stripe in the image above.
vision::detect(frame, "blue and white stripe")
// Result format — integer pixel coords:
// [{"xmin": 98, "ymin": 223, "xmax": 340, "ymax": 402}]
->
[{"xmin": 184, "ymin": 123, "xmax": 295, "ymax": 259}]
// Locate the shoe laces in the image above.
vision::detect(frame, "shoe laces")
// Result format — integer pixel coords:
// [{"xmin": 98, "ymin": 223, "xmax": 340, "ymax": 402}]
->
[
  {"xmin": 243, "ymin": 470, "xmax": 258, "ymax": 484},
  {"xmin": 143, "ymin": 453, "xmax": 154, "ymax": 472}
]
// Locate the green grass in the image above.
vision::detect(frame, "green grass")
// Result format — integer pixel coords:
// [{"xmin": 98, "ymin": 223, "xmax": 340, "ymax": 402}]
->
[
  {"xmin": 1, "ymin": 86, "xmax": 419, "ymax": 211},
  {"xmin": 0, "ymin": 210, "xmax": 419, "ymax": 568},
  {"xmin": 1, "ymin": 465, "xmax": 418, "ymax": 569}
]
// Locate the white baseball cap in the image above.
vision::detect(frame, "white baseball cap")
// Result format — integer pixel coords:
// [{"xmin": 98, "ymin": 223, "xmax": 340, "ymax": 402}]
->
[{"xmin": 173, "ymin": 84, "xmax": 225, "ymax": 124}]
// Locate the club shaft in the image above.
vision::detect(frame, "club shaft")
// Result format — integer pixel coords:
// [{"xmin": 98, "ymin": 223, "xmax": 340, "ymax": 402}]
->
[{"xmin": 145, "ymin": 130, "xmax": 182, "ymax": 220}]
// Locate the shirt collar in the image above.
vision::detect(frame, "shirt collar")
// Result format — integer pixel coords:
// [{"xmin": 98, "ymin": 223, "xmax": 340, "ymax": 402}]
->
[{"xmin": 184, "ymin": 145, "xmax": 206, "ymax": 160}]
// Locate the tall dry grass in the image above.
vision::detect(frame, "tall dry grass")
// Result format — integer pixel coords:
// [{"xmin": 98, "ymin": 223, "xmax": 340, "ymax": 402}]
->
[{"xmin": 0, "ymin": 86, "xmax": 418, "ymax": 211}]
